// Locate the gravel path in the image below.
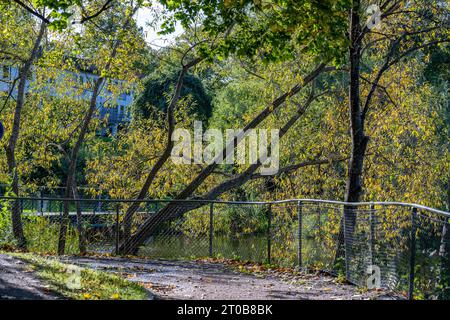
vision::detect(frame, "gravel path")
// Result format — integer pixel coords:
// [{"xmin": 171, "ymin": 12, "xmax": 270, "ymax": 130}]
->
[
  {"xmin": 0, "ymin": 254, "xmax": 59, "ymax": 300},
  {"xmin": 63, "ymin": 256, "xmax": 396, "ymax": 300}
]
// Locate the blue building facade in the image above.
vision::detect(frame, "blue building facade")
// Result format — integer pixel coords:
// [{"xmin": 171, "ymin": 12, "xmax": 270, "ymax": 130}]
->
[{"xmin": 0, "ymin": 64, "xmax": 134, "ymax": 136}]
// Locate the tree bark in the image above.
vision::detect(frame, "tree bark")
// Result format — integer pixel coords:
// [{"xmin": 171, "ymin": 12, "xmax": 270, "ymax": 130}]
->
[
  {"xmin": 346, "ymin": 0, "xmax": 367, "ymax": 204},
  {"xmin": 72, "ymin": 178, "xmax": 87, "ymax": 254},
  {"xmin": 335, "ymin": 0, "xmax": 369, "ymax": 276},
  {"xmin": 4, "ymin": 22, "xmax": 46, "ymax": 249}
]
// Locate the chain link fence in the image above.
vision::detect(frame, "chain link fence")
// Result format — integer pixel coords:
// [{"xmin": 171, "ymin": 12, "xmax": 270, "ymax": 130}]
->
[{"xmin": 0, "ymin": 196, "xmax": 449, "ymax": 299}]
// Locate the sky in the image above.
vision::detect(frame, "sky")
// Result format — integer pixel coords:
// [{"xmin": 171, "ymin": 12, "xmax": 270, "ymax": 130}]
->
[{"xmin": 135, "ymin": 6, "xmax": 184, "ymax": 48}]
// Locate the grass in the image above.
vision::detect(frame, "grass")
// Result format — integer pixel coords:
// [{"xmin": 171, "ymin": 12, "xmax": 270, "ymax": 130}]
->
[
  {"xmin": 23, "ymin": 217, "xmax": 80, "ymax": 255},
  {"xmin": 8, "ymin": 252, "xmax": 149, "ymax": 300}
]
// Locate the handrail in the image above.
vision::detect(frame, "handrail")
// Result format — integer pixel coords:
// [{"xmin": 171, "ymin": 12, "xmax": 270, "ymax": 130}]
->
[
  {"xmin": 272, "ymin": 199, "xmax": 450, "ymax": 218},
  {"xmin": 1, "ymin": 196, "xmax": 449, "ymax": 218}
]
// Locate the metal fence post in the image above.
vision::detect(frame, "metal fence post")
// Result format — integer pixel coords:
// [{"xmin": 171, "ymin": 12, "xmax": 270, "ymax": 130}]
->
[
  {"xmin": 40, "ymin": 191, "xmax": 43, "ymax": 214},
  {"xmin": 267, "ymin": 204, "xmax": 272, "ymax": 265},
  {"xmin": 297, "ymin": 201, "xmax": 303, "ymax": 268},
  {"xmin": 209, "ymin": 203, "xmax": 214, "ymax": 258},
  {"xmin": 93, "ymin": 195, "xmax": 98, "ymax": 215},
  {"xmin": 369, "ymin": 204, "xmax": 375, "ymax": 267},
  {"xmin": 115, "ymin": 203, "xmax": 120, "ymax": 256},
  {"xmin": 408, "ymin": 207, "xmax": 417, "ymax": 300}
]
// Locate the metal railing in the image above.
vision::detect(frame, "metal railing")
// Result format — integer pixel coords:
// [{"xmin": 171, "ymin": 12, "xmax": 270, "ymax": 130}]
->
[{"xmin": 0, "ymin": 196, "xmax": 449, "ymax": 300}]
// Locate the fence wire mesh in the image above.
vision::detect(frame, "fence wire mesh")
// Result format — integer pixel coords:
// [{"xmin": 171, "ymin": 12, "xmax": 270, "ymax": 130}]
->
[{"xmin": 0, "ymin": 196, "xmax": 449, "ymax": 299}]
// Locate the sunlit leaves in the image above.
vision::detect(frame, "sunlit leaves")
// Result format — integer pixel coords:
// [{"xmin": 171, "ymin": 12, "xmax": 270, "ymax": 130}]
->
[{"xmin": 158, "ymin": 0, "xmax": 351, "ymax": 65}]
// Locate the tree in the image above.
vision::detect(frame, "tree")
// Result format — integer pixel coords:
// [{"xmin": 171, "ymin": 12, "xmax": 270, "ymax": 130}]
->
[
  {"xmin": 345, "ymin": 0, "xmax": 448, "ymax": 201},
  {"xmin": 132, "ymin": 66, "xmax": 212, "ymax": 120},
  {"xmin": 121, "ymin": 49, "xmax": 206, "ymax": 242},
  {"xmin": 337, "ymin": 0, "xmax": 449, "ymax": 273},
  {"xmin": 119, "ymin": 61, "xmax": 331, "ymax": 253},
  {"xmin": 0, "ymin": 4, "xmax": 47, "ymax": 248},
  {"xmin": 116, "ymin": 0, "xmax": 355, "ymax": 254},
  {"xmin": 10, "ymin": 0, "xmax": 117, "ymax": 29},
  {"xmin": 0, "ymin": 0, "xmax": 118, "ymax": 249},
  {"xmin": 57, "ymin": 1, "xmax": 147, "ymax": 254}
]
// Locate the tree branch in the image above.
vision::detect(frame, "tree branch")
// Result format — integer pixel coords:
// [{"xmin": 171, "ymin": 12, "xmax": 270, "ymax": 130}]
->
[
  {"xmin": 13, "ymin": 0, "xmax": 50, "ymax": 24},
  {"xmin": 0, "ymin": 76, "xmax": 19, "ymax": 114},
  {"xmin": 362, "ymin": 39, "xmax": 449, "ymax": 119},
  {"xmin": 248, "ymin": 157, "xmax": 348, "ymax": 181},
  {"xmin": 78, "ymin": 0, "xmax": 115, "ymax": 24}
]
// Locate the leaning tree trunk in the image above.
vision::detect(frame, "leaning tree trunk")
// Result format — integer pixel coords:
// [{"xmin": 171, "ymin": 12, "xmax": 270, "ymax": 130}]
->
[
  {"xmin": 121, "ymin": 57, "xmax": 202, "ymax": 242},
  {"xmin": 117, "ymin": 72, "xmax": 324, "ymax": 254},
  {"xmin": 4, "ymin": 22, "xmax": 46, "ymax": 249}
]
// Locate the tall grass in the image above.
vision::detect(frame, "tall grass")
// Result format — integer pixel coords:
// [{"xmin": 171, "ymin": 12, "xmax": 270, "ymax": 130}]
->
[
  {"xmin": 23, "ymin": 217, "xmax": 80, "ymax": 254},
  {"xmin": 0, "ymin": 201, "xmax": 79, "ymax": 254},
  {"xmin": 0, "ymin": 200, "xmax": 15, "ymax": 247}
]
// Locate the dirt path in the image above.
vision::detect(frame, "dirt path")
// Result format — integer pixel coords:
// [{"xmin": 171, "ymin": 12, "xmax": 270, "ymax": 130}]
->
[
  {"xmin": 63, "ymin": 256, "xmax": 396, "ymax": 300},
  {"xmin": 0, "ymin": 254, "xmax": 59, "ymax": 300}
]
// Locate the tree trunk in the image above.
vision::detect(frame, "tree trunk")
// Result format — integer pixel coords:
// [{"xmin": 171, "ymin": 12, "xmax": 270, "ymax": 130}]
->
[
  {"xmin": 58, "ymin": 78, "xmax": 103, "ymax": 255},
  {"xmin": 440, "ymin": 220, "xmax": 450, "ymax": 297},
  {"xmin": 72, "ymin": 178, "xmax": 87, "ymax": 254},
  {"xmin": 4, "ymin": 22, "xmax": 46, "ymax": 249},
  {"xmin": 439, "ymin": 87, "xmax": 450, "ymax": 298},
  {"xmin": 439, "ymin": 180, "xmax": 450, "ymax": 298},
  {"xmin": 335, "ymin": 0, "xmax": 369, "ymax": 277},
  {"xmin": 346, "ymin": 0, "xmax": 367, "ymax": 206}
]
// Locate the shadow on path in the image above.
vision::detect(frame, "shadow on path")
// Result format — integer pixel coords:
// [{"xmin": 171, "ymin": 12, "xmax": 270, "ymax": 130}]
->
[{"xmin": 0, "ymin": 254, "xmax": 59, "ymax": 300}]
